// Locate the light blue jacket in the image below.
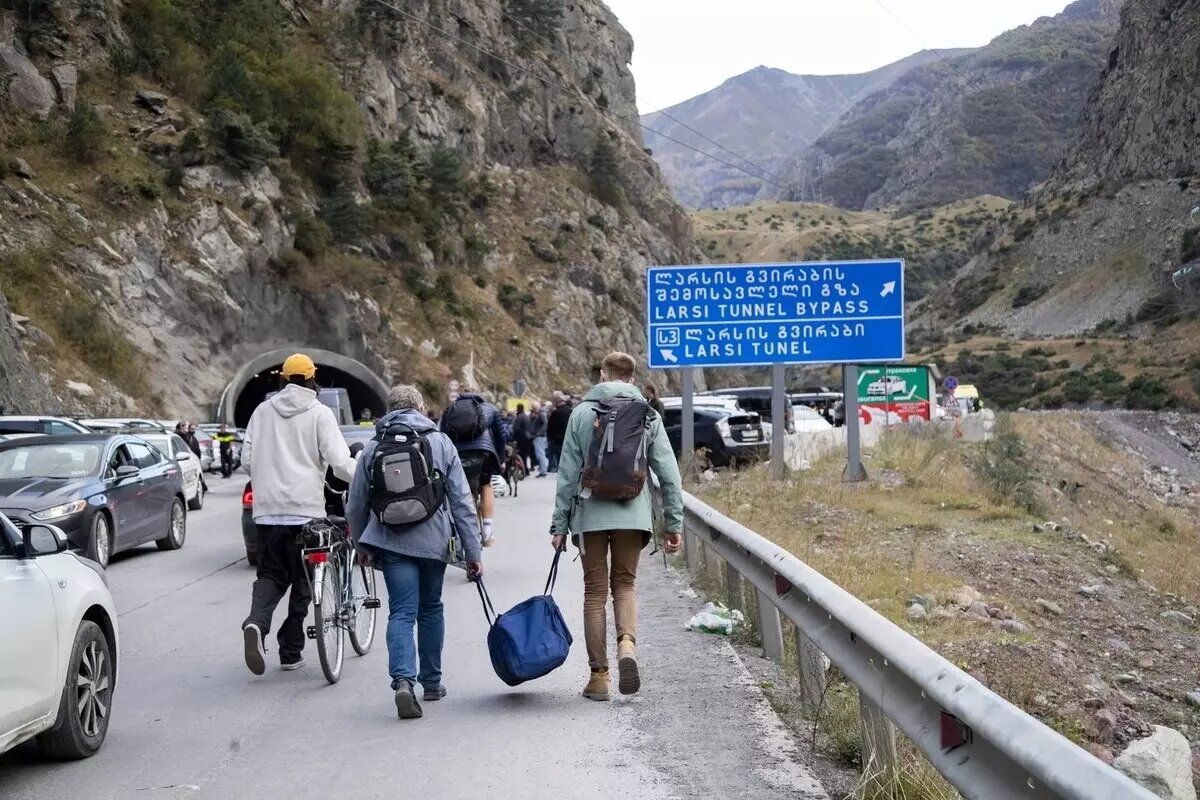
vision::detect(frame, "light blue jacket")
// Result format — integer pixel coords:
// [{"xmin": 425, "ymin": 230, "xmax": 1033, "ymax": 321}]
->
[{"xmin": 347, "ymin": 409, "xmax": 483, "ymax": 564}]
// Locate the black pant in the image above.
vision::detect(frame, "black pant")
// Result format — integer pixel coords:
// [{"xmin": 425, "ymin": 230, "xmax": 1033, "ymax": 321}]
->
[
  {"xmin": 518, "ymin": 439, "xmax": 533, "ymax": 471},
  {"xmin": 220, "ymin": 450, "xmax": 234, "ymax": 478},
  {"xmin": 244, "ymin": 525, "xmax": 311, "ymax": 663}
]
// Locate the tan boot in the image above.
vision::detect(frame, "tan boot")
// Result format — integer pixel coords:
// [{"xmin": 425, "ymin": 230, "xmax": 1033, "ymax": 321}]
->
[
  {"xmin": 617, "ymin": 637, "xmax": 641, "ymax": 695},
  {"xmin": 582, "ymin": 669, "xmax": 610, "ymax": 701}
]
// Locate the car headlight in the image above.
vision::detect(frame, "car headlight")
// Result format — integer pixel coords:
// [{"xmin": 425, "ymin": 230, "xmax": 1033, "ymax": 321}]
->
[
  {"xmin": 32, "ymin": 499, "xmax": 88, "ymax": 521},
  {"xmin": 715, "ymin": 419, "xmax": 731, "ymax": 438}
]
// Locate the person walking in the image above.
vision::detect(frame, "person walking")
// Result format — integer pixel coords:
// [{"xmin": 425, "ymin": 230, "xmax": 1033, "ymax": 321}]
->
[
  {"xmin": 547, "ymin": 394, "xmax": 572, "ymax": 474},
  {"xmin": 643, "ymin": 383, "xmax": 666, "ymax": 416},
  {"xmin": 216, "ymin": 423, "xmax": 236, "ymax": 479},
  {"xmin": 347, "ymin": 385, "xmax": 483, "ymax": 720},
  {"xmin": 440, "ymin": 391, "xmax": 506, "ymax": 547},
  {"xmin": 530, "ymin": 401, "xmax": 549, "ymax": 477},
  {"xmin": 178, "ymin": 422, "xmax": 208, "ymax": 495},
  {"xmin": 240, "ymin": 353, "xmax": 356, "ymax": 675},
  {"xmin": 511, "ymin": 403, "xmax": 532, "ymax": 472},
  {"xmin": 550, "ymin": 352, "xmax": 683, "ymax": 702}
]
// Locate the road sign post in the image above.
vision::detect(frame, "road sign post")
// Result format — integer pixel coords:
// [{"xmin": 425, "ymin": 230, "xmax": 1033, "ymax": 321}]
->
[
  {"xmin": 681, "ymin": 366, "xmax": 695, "ymax": 477},
  {"xmin": 843, "ymin": 365, "xmax": 868, "ymax": 482},
  {"xmin": 770, "ymin": 363, "xmax": 786, "ymax": 480}
]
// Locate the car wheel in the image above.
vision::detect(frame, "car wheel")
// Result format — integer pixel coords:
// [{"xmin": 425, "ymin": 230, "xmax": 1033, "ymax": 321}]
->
[
  {"xmin": 187, "ymin": 483, "xmax": 203, "ymax": 511},
  {"xmin": 37, "ymin": 621, "xmax": 113, "ymax": 760},
  {"xmin": 87, "ymin": 513, "xmax": 112, "ymax": 569},
  {"xmin": 156, "ymin": 498, "xmax": 186, "ymax": 551},
  {"xmin": 246, "ymin": 549, "xmax": 258, "ymax": 567}
]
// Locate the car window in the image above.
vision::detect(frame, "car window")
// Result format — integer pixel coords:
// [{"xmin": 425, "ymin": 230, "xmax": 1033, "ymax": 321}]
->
[
  {"xmin": 0, "ymin": 420, "xmax": 41, "ymax": 435},
  {"xmin": 47, "ymin": 421, "xmax": 80, "ymax": 435},
  {"xmin": 0, "ymin": 442, "xmax": 102, "ymax": 479},
  {"xmin": 125, "ymin": 442, "xmax": 161, "ymax": 470},
  {"xmin": 172, "ymin": 437, "xmax": 191, "ymax": 458},
  {"xmin": 663, "ymin": 409, "xmax": 682, "ymax": 428}
]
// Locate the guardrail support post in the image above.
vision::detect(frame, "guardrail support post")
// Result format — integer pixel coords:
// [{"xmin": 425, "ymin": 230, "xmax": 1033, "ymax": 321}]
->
[
  {"xmin": 684, "ymin": 522, "xmax": 700, "ymax": 573},
  {"xmin": 756, "ymin": 590, "xmax": 784, "ymax": 662},
  {"xmin": 858, "ymin": 692, "xmax": 898, "ymax": 789},
  {"xmin": 725, "ymin": 560, "xmax": 743, "ymax": 612},
  {"xmin": 795, "ymin": 627, "xmax": 826, "ymax": 712}
]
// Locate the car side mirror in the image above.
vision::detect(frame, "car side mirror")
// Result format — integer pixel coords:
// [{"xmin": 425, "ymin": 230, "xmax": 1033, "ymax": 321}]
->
[
  {"xmin": 22, "ymin": 523, "xmax": 68, "ymax": 557},
  {"xmin": 115, "ymin": 465, "xmax": 140, "ymax": 478},
  {"xmin": 175, "ymin": 452, "xmax": 190, "ymax": 462}
]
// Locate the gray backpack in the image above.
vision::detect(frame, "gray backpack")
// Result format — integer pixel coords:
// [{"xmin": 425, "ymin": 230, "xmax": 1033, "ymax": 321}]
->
[{"xmin": 581, "ymin": 397, "xmax": 652, "ymax": 501}]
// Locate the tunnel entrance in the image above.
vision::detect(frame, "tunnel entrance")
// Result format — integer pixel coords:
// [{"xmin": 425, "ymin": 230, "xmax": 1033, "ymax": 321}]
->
[{"xmin": 219, "ymin": 348, "xmax": 389, "ymax": 427}]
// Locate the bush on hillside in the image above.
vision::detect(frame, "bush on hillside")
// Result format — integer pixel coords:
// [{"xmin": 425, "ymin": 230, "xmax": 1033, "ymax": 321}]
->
[
  {"xmin": 588, "ymin": 135, "xmax": 626, "ymax": 209},
  {"xmin": 968, "ymin": 415, "xmax": 1038, "ymax": 514},
  {"xmin": 64, "ymin": 105, "xmax": 108, "ymax": 164},
  {"xmin": 293, "ymin": 215, "xmax": 332, "ymax": 258},
  {"xmin": 207, "ymin": 108, "xmax": 278, "ymax": 172}
]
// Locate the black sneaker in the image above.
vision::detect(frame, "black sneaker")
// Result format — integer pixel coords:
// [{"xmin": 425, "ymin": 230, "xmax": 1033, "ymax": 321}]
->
[
  {"xmin": 394, "ymin": 679, "xmax": 423, "ymax": 719},
  {"xmin": 243, "ymin": 624, "xmax": 265, "ymax": 676},
  {"xmin": 423, "ymin": 684, "xmax": 447, "ymax": 701}
]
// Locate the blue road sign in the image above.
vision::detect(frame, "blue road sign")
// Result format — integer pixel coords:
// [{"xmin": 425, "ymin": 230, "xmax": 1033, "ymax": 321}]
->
[
  {"xmin": 944, "ymin": 376, "xmax": 959, "ymax": 393},
  {"xmin": 645, "ymin": 260, "xmax": 905, "ymax": 369}
]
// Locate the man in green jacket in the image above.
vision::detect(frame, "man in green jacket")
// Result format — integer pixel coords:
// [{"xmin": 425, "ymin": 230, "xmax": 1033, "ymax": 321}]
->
[{"xmin": 550, "ymin": 352, "xmax": 684, "ymax": 702}]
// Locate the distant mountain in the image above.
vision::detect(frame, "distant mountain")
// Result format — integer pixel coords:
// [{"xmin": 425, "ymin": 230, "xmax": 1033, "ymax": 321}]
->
[
  {"xmin": 775, "ymin": 0, "xmax": 1124, "ymax": 211},
  {"xmin": 640, "ymin": 50, "xmax": 971, "ymax": 209}
]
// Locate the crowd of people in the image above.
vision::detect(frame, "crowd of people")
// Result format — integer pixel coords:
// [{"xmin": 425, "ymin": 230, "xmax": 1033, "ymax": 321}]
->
[{"xmin": 238, "ymin": 351, "xmax": 683, "ymax": 719}]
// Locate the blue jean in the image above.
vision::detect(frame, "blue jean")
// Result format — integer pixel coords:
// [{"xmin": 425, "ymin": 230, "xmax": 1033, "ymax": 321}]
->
[
  {"xmin": 376, "ymin": 551, "xmax": 447, "ymax": 690},
  {"xmin": 533, "ymin": 436, "xmax": 549, "ymax": 475}
]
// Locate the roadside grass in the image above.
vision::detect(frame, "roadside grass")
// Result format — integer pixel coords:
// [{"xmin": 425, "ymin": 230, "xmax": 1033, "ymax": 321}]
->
[{"xmin": 683, "ymin": 413, "xmax": 1198, "ymax": 798}]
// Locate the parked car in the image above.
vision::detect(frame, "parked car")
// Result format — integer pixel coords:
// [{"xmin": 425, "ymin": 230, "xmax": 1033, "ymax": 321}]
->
[
  {"xmin": 0, "ymin": 511, "xmax": 119, "ymax": 759},
  {"xmin": 659, "ymin": 405, "xmax": 768, "ymax": 468},
  {"xmin": 0, "ymin": 435, "xmax": 188, "ymax": 569},
  {"xmin": 240, "ymin": 426, "xmax": 372, "ymax": 565},
  {"xmin": 192, "ymin": 429, "xmax": 216, "ymax": 473},
  {"xmin": 700, "ymin": 387, "xmax": 794, "ymax": 434},
  {"xmin": 136, "ymin": 433, "xmax": 204, "ymax": 511},
  {"xmin": 791, "ymin": 405, "xmax": 835, "ymax": 434},
  {"xmin": 0, "ymin": 416, "xmax": 93, "ymax": 438},
  {"xmin": 80, "ymin": 418, "xmax": 167, "ymax": 433}
]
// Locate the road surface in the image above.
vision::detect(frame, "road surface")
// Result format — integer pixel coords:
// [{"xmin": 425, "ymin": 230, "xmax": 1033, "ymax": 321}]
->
[{"xmin": 1, "ymin": 477, "xmax": 827, "ymax": 799}]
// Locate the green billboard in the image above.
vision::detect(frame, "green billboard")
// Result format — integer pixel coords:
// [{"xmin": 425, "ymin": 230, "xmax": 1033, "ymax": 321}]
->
[{"xmin": 856, "ymin": 365, "xmax": 932, "ymax": 423}]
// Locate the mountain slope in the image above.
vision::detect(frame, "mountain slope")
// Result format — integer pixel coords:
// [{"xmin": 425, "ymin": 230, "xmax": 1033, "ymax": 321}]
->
[
  {"xmin": 921, "ymin": 0, "xmax": 1199, "ymax": 352},
  {"xmin": 640, "ymin": 50, "xmax": 968, "ymax": 209},
  {"xmin": 777, "ymin": 0, "xmax": 1124, "ymax": 211},
  {"xmin": 0, "ymin": 0, "xmax": 695, "ymax": 416}
]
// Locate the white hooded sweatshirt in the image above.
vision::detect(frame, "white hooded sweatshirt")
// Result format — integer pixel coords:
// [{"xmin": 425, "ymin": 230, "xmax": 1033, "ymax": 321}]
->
[{"xmin": 241, "ymin": 384, "xmax": 355, "ymax": 521}]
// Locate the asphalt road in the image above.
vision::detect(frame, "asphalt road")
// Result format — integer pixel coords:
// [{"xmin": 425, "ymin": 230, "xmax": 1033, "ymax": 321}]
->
[{"xmin": 0, "ymin": 476, "xmax": 828, "ymax": 800}]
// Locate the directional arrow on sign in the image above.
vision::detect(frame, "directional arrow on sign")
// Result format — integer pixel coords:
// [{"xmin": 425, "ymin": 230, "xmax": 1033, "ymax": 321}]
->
[
  {"xmin": 880, "ymin": 281, "xmax": 896, "ymax": 298},
  {"xmin": 661, "ymin": 349, "xmax": 679, "ymax": 364}
]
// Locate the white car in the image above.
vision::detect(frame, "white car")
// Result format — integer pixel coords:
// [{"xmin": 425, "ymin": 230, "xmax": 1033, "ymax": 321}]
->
[
  {"xmin": 137, "ymin": 432, "xmax": 205, "ymax": 511},
  {"xmin": 0, "ymin": 511, "xmax": 118, "ymax": 759},
  {"xmin": 791, "ymin": 405, "xmax": 834, "ymax": 433},
  {"xmin": 866, "ymin": 376, "xmax": 907, "ymax": 396}
]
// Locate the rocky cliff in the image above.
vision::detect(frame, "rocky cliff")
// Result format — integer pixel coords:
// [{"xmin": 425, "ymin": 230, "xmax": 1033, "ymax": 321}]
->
[
  {"xmin": 921, "ymin": 0, "xmax": 1199, "ymax": 338},
  {"xmin": 776, "ymin": 0, "xmax": 1123, "ymax": 211},
  {"xmin": 0, "ymin": 0, "xmax": 695, "ymax": 417},
  {"xmin": 641, "ymin": 51, "xmax": 967, "ymax": 210}
]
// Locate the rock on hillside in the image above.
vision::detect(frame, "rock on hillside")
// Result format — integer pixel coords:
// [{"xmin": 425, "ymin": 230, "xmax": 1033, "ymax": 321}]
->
[
  {"xmin": 922, "ymin": 0, "xmax": 1200, "ymax": 337},
  {"xmin": 776, "ymin": 0, "xmax": 1123, "ymax": 211},
  {"xmin": 641, "ymin": 51, "xmax": 967, "ymax": 209},
  {"xmin": 0, "ymin": 291, "xmax": 56, "ymax": 415},
  {"xmin": 0, "ymin": 0, "xmax": 695, "ymax": 417}
]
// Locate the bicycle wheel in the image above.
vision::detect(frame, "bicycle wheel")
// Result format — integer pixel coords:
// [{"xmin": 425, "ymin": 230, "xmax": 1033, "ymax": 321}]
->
[
  {"xmin": 313, "ymin": 562, "xmax": 344, "ymax": 684},
  {"xmin": 348, "ymin": 562, "xmax": 377, "ymax": 656}
]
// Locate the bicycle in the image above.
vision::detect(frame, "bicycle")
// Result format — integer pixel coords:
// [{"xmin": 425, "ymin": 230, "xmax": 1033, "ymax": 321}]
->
[{"xmin": 301, "ymin": 515, "xmax": 379, "ymax": 684}]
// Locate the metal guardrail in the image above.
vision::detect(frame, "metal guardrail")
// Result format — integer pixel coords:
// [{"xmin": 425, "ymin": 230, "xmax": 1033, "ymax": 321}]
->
[{"xmin": 669, "ymin": 489, "xmax": 1157, "ymax": 800}]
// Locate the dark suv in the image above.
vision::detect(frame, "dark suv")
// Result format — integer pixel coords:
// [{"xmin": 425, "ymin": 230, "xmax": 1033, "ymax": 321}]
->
[{"xmin": 661, "ymin": 406, "xmax": 768, "ymax": 468}]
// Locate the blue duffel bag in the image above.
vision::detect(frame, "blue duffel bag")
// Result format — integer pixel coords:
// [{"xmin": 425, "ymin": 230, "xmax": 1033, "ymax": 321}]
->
[{"xmin": 476, "ymin": 549, "xmax": 572, "ymax": 687}]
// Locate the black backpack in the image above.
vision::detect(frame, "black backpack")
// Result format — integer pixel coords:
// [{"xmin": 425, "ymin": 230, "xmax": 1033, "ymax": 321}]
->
[
  {"xmin": 369, "ymin": 423, "xmax": 446, "ymax": 527},
  {"xmin": 442, "ymin": 396, "xmax": 486, "ymax": 443},
  {"xmin": 581, "ymin": 397, "xmax": 653, "ymax": 501}
]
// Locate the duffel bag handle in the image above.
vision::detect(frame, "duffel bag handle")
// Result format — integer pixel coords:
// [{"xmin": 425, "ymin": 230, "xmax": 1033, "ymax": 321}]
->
[
  {"xmin": 544, "ymin": 545, "xmax": 565, "ymax": 596},
  {"xmin": 476, "ymin": 578, "xmax": 497, "ymax": 626}
]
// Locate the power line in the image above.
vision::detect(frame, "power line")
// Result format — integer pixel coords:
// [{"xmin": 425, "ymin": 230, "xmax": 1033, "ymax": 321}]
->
[{"xmin": 363, "ymin": 0, "xmax": 796, "ymax": 192}]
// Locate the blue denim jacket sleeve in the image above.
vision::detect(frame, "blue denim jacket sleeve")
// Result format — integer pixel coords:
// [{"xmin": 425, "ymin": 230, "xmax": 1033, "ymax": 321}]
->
[{"xmin": 347, "ymin": 440, "xmax": 375, "ymax": 544}]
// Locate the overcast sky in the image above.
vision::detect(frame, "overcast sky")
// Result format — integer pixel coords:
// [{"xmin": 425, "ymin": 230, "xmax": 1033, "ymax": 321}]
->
[{"xmin": 603, "ymin": 0, "xmax": 1073, "ymax": 113}]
